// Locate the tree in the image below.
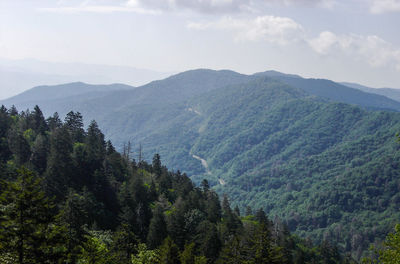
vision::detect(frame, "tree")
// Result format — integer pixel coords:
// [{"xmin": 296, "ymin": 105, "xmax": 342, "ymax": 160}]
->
[
  {"xmin": 152, "ymin": 153, "xmax": 162, "ymax": 179},
  {"xmin": 131, "ymin": 243, "xmax": 160, "ymax": 264},
  {"xmin": 31, "ymin": 105, "xmax": 48, "ymax": 135},
  {"xmin": 64, "ymin": 111, "xmax": 85, "ymax": 143},
  {"xmin": 45, "ymin": 125, "xmax": 73, "ymax": 199},
  {"xmin": 57, "ymin": 190, "xmax": 90, "ymax": 262},
  {"xmin": 147, "ymin": 204, "xmax": 168, "ymax": 249},
  {"xmin": 0, "ymin": 168, "xmax": 66, "ymax": 263},
  {"xmin": 365, "ymin": 224, "xmax": 400, "ymax": 264},
  {"xmin": 158, "ymin": 237, "xmax": 181, "ymax": 264},
  {"xmin": 111, "ymin": 223, "xmax": 138, "ymax": 263},
  {"xmin": 85, "ymin": 120, "xmax": 106, "ymax": 171},
  {"xmin": 379, "ymin": 224, "xmax": 400, "ymax": 263},
  {"xmin": 79, "ymin": 235, "xmax": 110, "ymax": 264},
  {"xmin": 30, "ymin": 134, "xmax": 49, "ymax": 174},
  {"xmin": 7, "ymin": 126, "xmax": 31, "ymax": 165},
  {"xmin": 180, "ymin": 242, "xmax": 207, "ymax": 264},
  {"xmin": 46, "ymin": 112, "xmax": 62, "ymax": 131}
]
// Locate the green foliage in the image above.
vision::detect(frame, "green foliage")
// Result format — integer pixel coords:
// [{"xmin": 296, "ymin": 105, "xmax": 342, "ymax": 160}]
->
[
  {"xmin": 0, "ymin": 167, "xmax": 66, "ymax": 263},
  {"xmin": 131, "ymin": 243, "xmax": 160, "ymax": 264},
  {"xmin": 379, "ymin": 224, "xmax": 400, "ymax": 263},
  {"xmin": 158, "ymin": 237, "xmax": 181, "ymax": 264},
  {"xmin": 0, "ymin": 106, "xmax": 361, "ymax": 263}
]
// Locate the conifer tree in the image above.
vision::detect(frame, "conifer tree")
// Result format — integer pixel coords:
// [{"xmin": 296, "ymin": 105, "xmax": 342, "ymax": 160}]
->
[
  {"xmin": 158, "ymin": 237, "xmax": 181, "ymax": 264},
  {"xmin": 0, "ymin": 168, "xmax": 65, "ymax": 263},
  {"xmin": 46, "ymin": 112, "xmax": 62, "ymax": 131},
  {"xmin": 45, "ymin": 125, "xmax": 73, "ymax": 198},
  {"xmin": 64, "ymin": 111, "xmax": 85, "ymax": 143},
  {"xmin": 31, "ymin": 105, "xmax": 48, "ymax": 134},
  {"xmin": 30, "ymin": 134, "xmax": 48, "ymax": 174},
  {"xmin": 147, "ymin": 204, "xmax": 168, "ymax": 249}
]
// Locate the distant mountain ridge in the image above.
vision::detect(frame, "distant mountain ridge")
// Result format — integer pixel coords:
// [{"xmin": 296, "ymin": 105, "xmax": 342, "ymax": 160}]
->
[
  {"xmin": 0, "ymin": 58, "xmax": 172, "ymax": 100},
  {"xmin": 341, "ymin": 81, "xmax": 400, "ymax": 102}
]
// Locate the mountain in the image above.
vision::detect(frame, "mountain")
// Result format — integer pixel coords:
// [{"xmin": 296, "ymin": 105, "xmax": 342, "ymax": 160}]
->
[
  {"xmin": 0, "ymin": 58, "xmax": 172, "ymax": 100},
  {"xmin": 2, "ymin": 69, "xmax": 400, "ymax": 258},
  {"xmin": 341, "ymin": 81, "xmax": 400, "ymax": 103},
  {"xmin": 0, "ymin": 109, "xmax": 353, "ymax": 263},
  {"xmin": 2, "ymin": 82, "xmax": 134, "ymax": 105}
]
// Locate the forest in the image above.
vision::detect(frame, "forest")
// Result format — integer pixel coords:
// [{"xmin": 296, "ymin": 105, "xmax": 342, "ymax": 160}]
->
[{"xmin": 0, "ymin": 104, "xmax": 373, "ymax": 263}]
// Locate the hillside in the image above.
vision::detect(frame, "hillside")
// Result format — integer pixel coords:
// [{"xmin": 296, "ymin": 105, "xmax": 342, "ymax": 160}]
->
[
  {"xmin": 2, "ymin": 69, "xmax": 400, "ymax": 259},
  {"xmin": 0, "ymin": 107, "xmax": 356, "ymax": 263}
]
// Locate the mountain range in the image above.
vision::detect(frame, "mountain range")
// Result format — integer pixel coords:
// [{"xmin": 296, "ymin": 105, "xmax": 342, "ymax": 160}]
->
[{"xmin": 2, "ymin": 69, "xmax": 400, "ymax": 258}]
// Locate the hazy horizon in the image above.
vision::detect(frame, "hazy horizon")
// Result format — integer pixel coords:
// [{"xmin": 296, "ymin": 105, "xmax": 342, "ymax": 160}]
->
[{"xmin": 1, "ymin": 0, "xmax": 400, "ymax": 98}]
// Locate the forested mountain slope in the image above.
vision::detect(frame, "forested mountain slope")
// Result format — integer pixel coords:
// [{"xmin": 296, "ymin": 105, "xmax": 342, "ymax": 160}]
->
[
  {"xmin": 0, "ymin": 107, "xmax": 354, "ymax": 263},
  {"xmin": 2, "ymin": 70, "xmax": 400, "ymax": 259}
]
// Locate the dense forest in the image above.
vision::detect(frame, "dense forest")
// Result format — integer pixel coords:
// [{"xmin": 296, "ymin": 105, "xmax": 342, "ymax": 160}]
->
[{"xmin": 0, "ymin": 105, "xmax": 367, "ymax": 263}]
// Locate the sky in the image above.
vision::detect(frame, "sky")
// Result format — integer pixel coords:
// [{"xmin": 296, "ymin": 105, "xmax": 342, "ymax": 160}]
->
[{"xmin": 1, "ymin": 0, "xmax": 400, "ymax": 88}]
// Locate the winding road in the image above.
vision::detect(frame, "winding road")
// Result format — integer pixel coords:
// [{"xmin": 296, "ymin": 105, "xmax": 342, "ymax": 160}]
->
[{"xmin": 191, "ymin": 153, "xmax": 226, "ymax": 185}]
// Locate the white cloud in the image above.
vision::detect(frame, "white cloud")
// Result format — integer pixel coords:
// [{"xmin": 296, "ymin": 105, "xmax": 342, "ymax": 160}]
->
[
  {"xmin": 126, "ymin": 0, "xmax": 252, "ymax": 13},
  {"xmin": 272, "ymin": 0, "xmax": 337, "ymax": 8},
  {"xmin": 38, "ymin": 0, "xmax": 339, "ymax": 16},
  {"xmin": 38, "ymin": 1, "xmax": 160, "ymax": 15},
  {"xmin": 127, "ymin": 0, "xmax": 337, "ymax": 14},
  {"xmin": 309, "ymin": 31, "xmax": 400, "ymax": 69},
  {"xmin": 370, "ymin": 0, "xmax": 400, "ymax": 14},
  {"xmin": 188, "ymin": 16, "xmax": 304, "ymax": 45}
]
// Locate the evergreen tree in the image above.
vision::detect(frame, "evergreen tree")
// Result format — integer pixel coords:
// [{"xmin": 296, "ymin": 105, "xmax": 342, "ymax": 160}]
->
[
  {"xmin": 45, "ymin": 125, "xmax": 73, "ymax": 198},
  {"xmin": 111, "ymin": 223, "xmax": 138, "ymax": 263},
  {"xmin": 85, "ymin": 120, "xmax": 106, "ymax": 171},
  {"xmin": 46, "ymin": 112, "xmax": 62, "ymax": 131},
  {"xmin": 205, "ymin": 190, "xmax": 221, "ymax": 224},
  {"xmin": 30, "ymin": 134, "xmax": 49, "ymax": 174},
  {"xmin": 64, "ymin": 111, "xmax": 85, "ymax": 143},
  {"xmin": 147, "ymin": 204, "xmax": 168, "ymax": 249},
  {"xmin": 196, "ymin": 221, "xmax": 221, "ymax": 262},
  {"xmin": 31, "ymin": 105, "xmax": 48, "ymax": 134},
  {"xmin": 159, "ymin": 237, "xmax": 181, "ymax": 264},
  {"xmin": 152, "ymin": 153, "xmax": 162, "ymax": 179},
  {"xmin": 7, "ymin": 126, "xmax": 31, "ymax": 165},
  {"xmin": 0, "ymin": 168, "xmax": 65, "ymax": 263},
  {"xmin": 58, "ymin": 190, "xmax": 90, "ymax": 263}
]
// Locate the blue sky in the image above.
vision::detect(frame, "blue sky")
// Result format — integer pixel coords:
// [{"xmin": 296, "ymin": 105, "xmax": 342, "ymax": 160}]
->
[{"xmin": 1, "ymin": 0, "xmax": 400, "ymax": 88}]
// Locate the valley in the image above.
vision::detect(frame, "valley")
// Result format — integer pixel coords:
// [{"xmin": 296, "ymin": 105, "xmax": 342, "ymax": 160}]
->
[{"xmin": 2, "ymin": 69, "xmax": 400, "ymax": 259}]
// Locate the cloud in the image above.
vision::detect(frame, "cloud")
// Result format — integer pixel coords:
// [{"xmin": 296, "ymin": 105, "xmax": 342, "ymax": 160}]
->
[
  {"xmin": 370, "ymin": 0, "xmax": 400, "ymax": 14},
  {"xmin": 38, "ymin": 1, "xmax": 160, "ymax": 15},
  {"xmin": 127, "ymin": 0, "xmax": 337, "ymax": 14},
  {"xmin": 39, "ymin": 0, "xmax": 339, "ymax": 16},
  {"xmin": 309, "ymin": 31, "xmax": 400, "ymax": 69},
  {"xmin": 188, "ymin": 16, "xmax": 304, "ymax": 45},
  {"xmin": 268, "ymin": 0, "xmax": 337, "ymax": 8},
  {"xmin": 127, "ymin": 0, "xmax": 252, "ymax": 14}
]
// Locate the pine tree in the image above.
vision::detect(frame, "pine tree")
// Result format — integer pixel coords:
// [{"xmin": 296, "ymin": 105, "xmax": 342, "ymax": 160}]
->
[
  {"xmin": 7, "ymin": 126, "xmax": 31, "ymax": 165},
  {"xmin": 45, "ymin": 125, "xmax": 73, "ymax": 199},
  {"xmin": 64, "ymin": 111, "xmax": 85, "ymax": 143},
  {"xmin": 111, "ymin": 223, "xmax": 138, "ymax": 263},
  {"xmin": 31, "ymin": 105, "xmax": 48, "ymax": 135},
  {"xmin": 152, "ymin": 153, "xmax": 162, "ymax": 179},
  {"xmin": 158, "ymin": 237, "xmax": 181, "ymax": 264},
  {"xmin": 0, "ymin": 167, "xmax": 66, "ymax": 263},
  {"xmin": 46, "ymin": 112, "xmax": 62, "ymax": 131},
  {"xmin": 85, "ymin": 120, "xmax": 106, "ymax": 171},
  {"xmin": 147, "ymin": 204, "xmax": 168, "ymax": 249},
  {"xmin": 57, "ymin": 190, "xmax": 90, "ymax": 263},
  {"xmin": 30, "ymin": 134, "xmax": 49, "ymax": 174}
]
